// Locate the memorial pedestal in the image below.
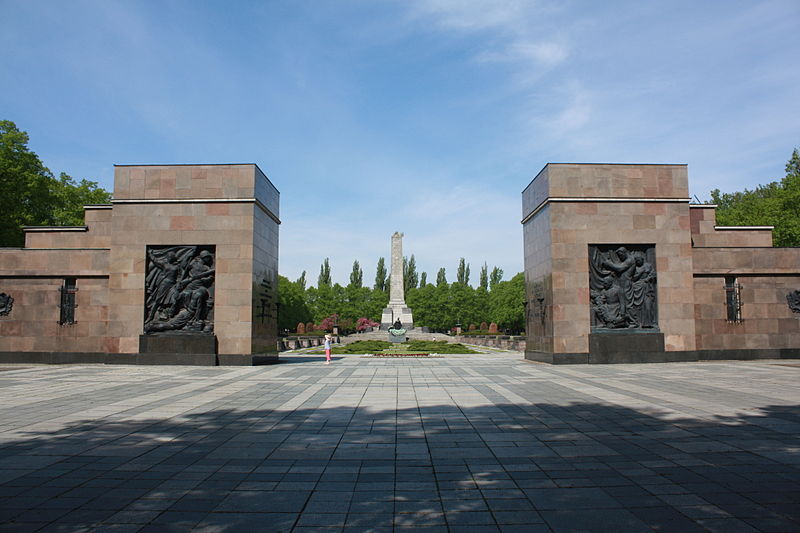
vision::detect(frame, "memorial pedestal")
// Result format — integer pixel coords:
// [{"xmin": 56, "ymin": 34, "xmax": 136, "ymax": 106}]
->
[
  {"xmin": 588, "ymin": 330, "xmax": 665, "ymax": 364},
  {"xmin": 129, "ymin": 333, "xmax": 218, "ymax": 366}
]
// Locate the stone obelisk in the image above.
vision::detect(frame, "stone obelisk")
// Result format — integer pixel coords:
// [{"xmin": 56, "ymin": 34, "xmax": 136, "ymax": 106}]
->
[{"xmin": 381, "ymin": 232, "xmax": 414, "ymax": 329}]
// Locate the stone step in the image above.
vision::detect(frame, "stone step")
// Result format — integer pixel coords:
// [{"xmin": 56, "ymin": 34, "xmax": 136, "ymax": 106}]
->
[{"xmin": 340, "ymin": 329, "xmax": 456, "ymax": 344}]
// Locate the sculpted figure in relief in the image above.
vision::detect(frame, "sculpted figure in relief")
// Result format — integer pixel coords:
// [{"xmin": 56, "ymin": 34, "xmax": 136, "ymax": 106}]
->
[
  {"xmin": 589, "ymin": 245, "xmax": 657, "ymax": 330},
  {"xmin": 631, "ymin": 254, "xmax": 657, "ymax": 327},
  {"xmin": 144, "ymin": 246, "xmax": 215, "ymax": 334}
]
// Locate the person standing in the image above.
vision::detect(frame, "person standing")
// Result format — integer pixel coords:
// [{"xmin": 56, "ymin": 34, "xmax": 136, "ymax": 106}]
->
[{"xmin": 324, "ymin": 334, "xmax": 332, "ymax": 364}]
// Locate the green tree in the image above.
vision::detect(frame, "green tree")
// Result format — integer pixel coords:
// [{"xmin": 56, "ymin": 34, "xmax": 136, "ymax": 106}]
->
[
  {"xmin": 296, "ymin": 271, "xmax": 307, "ymax": 290},
  {"xmin": 349, "ymin": 260, "xmax": 363, "ymax": 288},
  {"xmin": 374, "ymin": 257, "xmax": 387, "ymax": 291},
  {"xmin": 0, "ymin": 120, "xmax": 54, "ymax": 246},
  {"xmin": 50, "ymin": 172, "xmax": 111, "ymax": 226},
  {"xmin": 436, "ymin": 267, "xmax": 447, "ymax": 287},
  {"xmin": 403, "ymin": 254, "xmax": 418, "ymax": 294},
  {"xmin": 449, "ymin": 281, "xmax": 477, "ymax": 328},
  {"xmin": 419, "ymin": 271, "xmax": 427, "ymax": 287},
  {"xmin": 368, "ymin": 287, "xmax": 389, "ymax": 320},
  {"xmin": 488, "ymin": 273, "xmax": 526, "ymax": 333},
  {"xmin": 475, "ymin": 285, "xmax": 489, "ymax": 325},
  {"xmin": 306, "ymin": 282, "xmax": 345, "ymax": 322},
  {"xmin": 406, "ymin": 284, "xmax": 432, "ymax": 327},
  {"xmin": 342, "ymin": 284, "xmax": 371, "ymax": 323},
  {"xmin": 479, "ymin": 262, "xmax": 488, "ymax": 291},
  {"xmin": 489, "ymin": 266, "xmax": 504, "ymax": 289},
  {"xmin": 0, "ymin": 120, "xmax": 110, "ymax": 246},
  {"xmin": 456, "ymin": 258, "xmax": 470, "ymax": 286},
  {"xmin": 278, "ymin": 275, "xmax": 312, "ymax": 333},
  {"xmin": 710, "ymin": 148, "xmax": 800, "ymax": 246},
  {"xmin": 426, "ymin": 282, "xmax": 452, "ymax": 330},
  {"xmin": 317, "ymin": 258, "xmax": 332, "ymax": 287}
]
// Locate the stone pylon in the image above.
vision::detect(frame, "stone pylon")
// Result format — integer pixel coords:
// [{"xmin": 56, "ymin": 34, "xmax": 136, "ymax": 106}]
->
[{"xmin": 381, "ymin": 232, "xmax": 414, "ymax": 329}]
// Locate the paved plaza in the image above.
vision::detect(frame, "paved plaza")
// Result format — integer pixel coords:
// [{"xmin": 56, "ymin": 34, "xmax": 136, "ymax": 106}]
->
[{"xmin": 0, "ymin": 353, "xmax": 798, "ymax": 532}]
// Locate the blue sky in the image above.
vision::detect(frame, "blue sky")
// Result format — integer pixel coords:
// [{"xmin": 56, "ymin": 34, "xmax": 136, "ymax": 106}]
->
[{"xmin": 3, "ymin": 0, "xmax": 799, "ymax": 286}]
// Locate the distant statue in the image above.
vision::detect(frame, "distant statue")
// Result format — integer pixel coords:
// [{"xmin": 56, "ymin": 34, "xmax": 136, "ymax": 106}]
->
[
  {"xmin": 388, "ymin": 317, "xmax": 406, "ymax": 338},
  {"xmin": 144, "ymin": 246, "xmax": 215, "ymax": 334}
]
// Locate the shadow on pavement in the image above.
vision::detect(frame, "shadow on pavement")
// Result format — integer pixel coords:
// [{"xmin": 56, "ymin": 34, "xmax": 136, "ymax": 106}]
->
[{"xmin": 0, "ymin": 395, "xmax": 798, "ymax": 531}]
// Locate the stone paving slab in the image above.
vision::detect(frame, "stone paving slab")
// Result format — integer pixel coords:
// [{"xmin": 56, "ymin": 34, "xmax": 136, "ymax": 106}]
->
[{"xmin": 0, "ymin": 353, "xmax": 798, "ymax": 532}]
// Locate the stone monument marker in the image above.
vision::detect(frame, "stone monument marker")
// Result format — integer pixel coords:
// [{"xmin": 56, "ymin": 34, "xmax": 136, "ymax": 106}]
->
[
  {"xmin": 381, "ymin": 232, "xmax": 414, "ymax": 329},
  {"xmin": 0, "ymin": 163, "xmax": 280, "ymax": 366},
  {"xmin": 521, "ymin": 162, "xmax": 800, "ymax": 364}
]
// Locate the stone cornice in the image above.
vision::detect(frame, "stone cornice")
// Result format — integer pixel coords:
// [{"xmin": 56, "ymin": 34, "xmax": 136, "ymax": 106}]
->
[{"xmin": 521, "ymin": 197, "xmax": 691, "ymax": 224}]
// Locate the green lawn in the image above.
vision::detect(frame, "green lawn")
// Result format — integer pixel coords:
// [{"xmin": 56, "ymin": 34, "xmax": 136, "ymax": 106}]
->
[{"xmin": 308, "ymin": 339, "xmax": 478, "ymax": 355}]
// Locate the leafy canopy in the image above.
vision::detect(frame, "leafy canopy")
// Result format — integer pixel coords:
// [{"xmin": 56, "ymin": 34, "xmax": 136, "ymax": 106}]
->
[
  {"xmin": 282, "ymin": 255, "xmax": 523, "ymax": 334},
  {"xmin": 0, "ymin": 120, "xmax": 110, "ymax": 246},
  {"xmin": 710, "ymin": 148, "xmax": 800, "ymax": 247}
]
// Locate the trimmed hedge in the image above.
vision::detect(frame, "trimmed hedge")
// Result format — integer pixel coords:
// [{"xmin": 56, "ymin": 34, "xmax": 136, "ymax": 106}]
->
[
  {"xmin": 310, "ymin": 339, "xmax": 478, "ymax": 355},
  {"xmin": 406, "ymin": 340, "xmax": 478, "ymax": 354}
]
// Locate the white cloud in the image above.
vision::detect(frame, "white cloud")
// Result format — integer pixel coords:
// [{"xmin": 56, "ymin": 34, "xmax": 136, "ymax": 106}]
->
[
  {"xmin": 409, "ymin": 0, "xmax": 532, "ymax": 32},
  {"xmin": 550, "ymin": 85, "xmax": 592, "ymax": 136},
  {"xmin": 519, "ymin": 81, "xmax": 592, "ymax": 144},
  {"xmin": 408, "ymin": 0, "xmax": 568, "ymax": 72},
  {"xmin": 477, "ymin": 40, "xmax": 569, "ymax": 68}
]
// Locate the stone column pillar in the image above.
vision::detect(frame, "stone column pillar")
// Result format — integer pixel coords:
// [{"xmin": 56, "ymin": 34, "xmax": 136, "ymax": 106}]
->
[
  {"xmin": 389, "ymin": 232, "xmax": 405, "ymax": 305},
  {"xmin": 380, "ymin": 231, "xmax": 414, "ymax": 329}
]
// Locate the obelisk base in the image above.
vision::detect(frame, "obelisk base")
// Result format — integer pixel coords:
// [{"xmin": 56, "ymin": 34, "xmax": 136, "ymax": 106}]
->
[{"xmin": 380, "ymin": 304, "xmax": 414, "ymax": 330}]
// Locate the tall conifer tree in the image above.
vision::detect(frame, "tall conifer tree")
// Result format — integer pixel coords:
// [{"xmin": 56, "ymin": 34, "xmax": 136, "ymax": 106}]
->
[
  {"xmin": 318, "ymin": 258, "xmax": 331, "ymax": 287},
  {"xmin": 374, "ymin": 257, "xmax": 387, "ymax": 291}
]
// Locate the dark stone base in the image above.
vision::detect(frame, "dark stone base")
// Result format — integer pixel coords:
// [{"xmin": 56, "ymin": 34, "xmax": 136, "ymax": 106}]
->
[
  {"xmin": 0, "ymin": 352, "xmax": 107, "ymax": 365},
  {"xmin": 119, "ymin": 334, "xmax": 221, "ymax": 365},
  {"xmin": 139, "ymin": 334, "xmax": 217, "ymax": 354},
  {"xmin": 0, "ymin": 349, "xmax": 279, "ymax": 367},
  {"xmin": 694, "ymin": 348, "xmax": 800, "ymax": 361},
  {"xmin": 589, "ymin": 331, "xmax": 665, "ymax": 364},
  {"xmin": 524, "ymin": 351, "xmax": 588, "ymax": 365},
  {"xmin": 107, "ymin": 353, "xmax": 217, "ymax": 365},
  {"xmin": 218, "ymin": 354, "xmax": 279, "ymax": 366},
  {"xmin": 525, "ymin": 347, "xmax": 800, "ymax": 365}
]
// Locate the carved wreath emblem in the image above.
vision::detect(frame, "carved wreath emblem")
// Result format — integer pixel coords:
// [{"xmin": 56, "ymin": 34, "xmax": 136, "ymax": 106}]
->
[
  {"xmin": 787, "ymin": 290, "xmax": 800, "ymax": 314},
  {"xmin": 0, "ymin": 293, "xmax": 13, "ymax": 316}
]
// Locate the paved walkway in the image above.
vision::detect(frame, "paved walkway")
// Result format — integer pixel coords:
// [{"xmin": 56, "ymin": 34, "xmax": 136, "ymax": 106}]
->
[{"xmin": 0, "ymin": 354, "xmax": 798, "ymax": 532}]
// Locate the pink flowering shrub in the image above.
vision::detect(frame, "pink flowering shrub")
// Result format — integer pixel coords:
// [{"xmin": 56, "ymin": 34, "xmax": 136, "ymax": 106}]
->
[
  {"xmin": 356, "ymin": 317, "xmax": 379, "ymax": 332},
  {"xmin": 320, "ymin": 314, "xmax": 339, "ymax": 332}
]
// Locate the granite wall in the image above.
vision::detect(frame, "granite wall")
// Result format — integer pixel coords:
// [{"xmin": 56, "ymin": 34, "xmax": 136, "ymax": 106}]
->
[
  {"xmin": 108, "ymin": 164, "xmax": 280, "ymax": 358},
  {"xmin": 523, "ymin": 164, "xmax": 696, "ymax": 362},
  {"xmin": 0, "ymin": 163, "xmax": 280, "ymax": 365},
  {"xmin": 522, "ymin": 164, "xmax": 800, "ymax": 364}
]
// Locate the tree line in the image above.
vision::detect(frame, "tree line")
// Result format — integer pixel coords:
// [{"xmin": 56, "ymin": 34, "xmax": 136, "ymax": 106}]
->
[
  {"xmin": 278, "ymin": 257, "xmax": 526, "ymax": 335},
  {"xmin": 0, "ymin": 121, "xmax": 111, "ymax": 246},
  {"xmin": 710, "ymin": 148, "xmax": 800, "ymax": 246}
]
